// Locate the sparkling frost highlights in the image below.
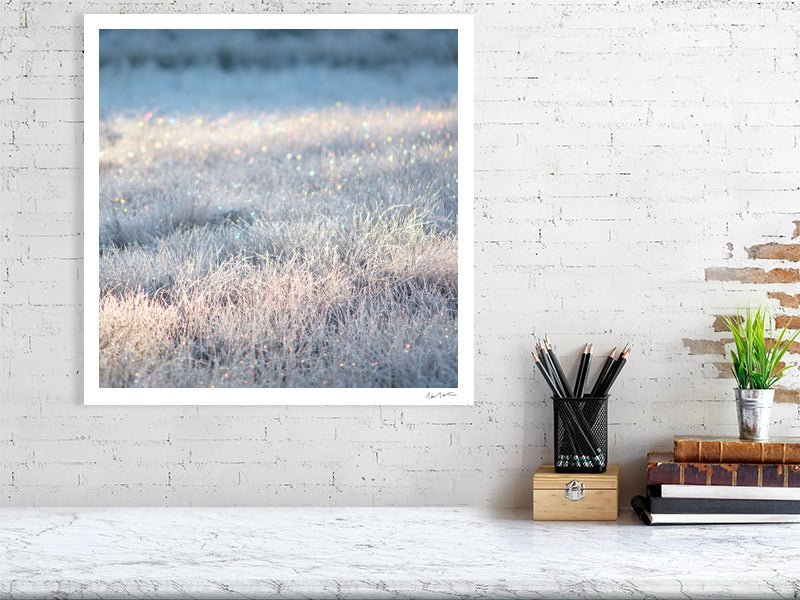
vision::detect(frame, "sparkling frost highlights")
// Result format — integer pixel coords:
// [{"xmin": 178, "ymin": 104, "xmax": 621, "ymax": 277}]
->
[{"xmin": 98, "ymin": 104, "xmax": 458, "ymax": 388}]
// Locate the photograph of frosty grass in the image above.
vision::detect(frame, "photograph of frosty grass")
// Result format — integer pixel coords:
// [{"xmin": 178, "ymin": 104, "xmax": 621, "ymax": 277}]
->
[{"xmin": 98, "ymin": 29, "xmax": 459, "ymax": 389}]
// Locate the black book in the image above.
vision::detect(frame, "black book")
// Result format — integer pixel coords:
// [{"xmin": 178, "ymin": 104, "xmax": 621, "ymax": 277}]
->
[
  {"xmin": 631, "ymin": 495, "xmax": 800, "ymax": 525},
  {"xmin": 648, "ymin": 494, "xmax": 800, "ymax": 514}
]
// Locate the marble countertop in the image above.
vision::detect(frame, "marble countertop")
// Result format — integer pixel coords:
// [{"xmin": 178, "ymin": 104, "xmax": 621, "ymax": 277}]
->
[{"xmin": 0, "ymin": 507, "xmax": 797, "ymax": 599}]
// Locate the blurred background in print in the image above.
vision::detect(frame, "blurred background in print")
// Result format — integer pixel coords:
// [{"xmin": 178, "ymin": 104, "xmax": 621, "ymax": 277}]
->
[{"xmin": 99, "ymin": 29, "xmax": 458, "ymax": 117}]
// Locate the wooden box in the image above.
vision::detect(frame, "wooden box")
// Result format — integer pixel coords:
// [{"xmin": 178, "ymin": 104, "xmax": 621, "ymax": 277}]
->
[{"xmin": 533, "ymin": 465, "xmax": 620, "ymax": 521}]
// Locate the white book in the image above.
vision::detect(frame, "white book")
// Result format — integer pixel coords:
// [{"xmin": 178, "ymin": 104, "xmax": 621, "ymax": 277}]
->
[
  {"xmin": 657, "ymin": 484, "xmax": 800, "ymax": 501},
  {"xmin": 645, "ymin": 512, "xmax": 800, "ymax": 525}
]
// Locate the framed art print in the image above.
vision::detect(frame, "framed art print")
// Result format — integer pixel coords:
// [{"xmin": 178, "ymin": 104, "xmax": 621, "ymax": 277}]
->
[{"xmin": 83, "ymin": 14, "xmax": 474, "ymax": 405}]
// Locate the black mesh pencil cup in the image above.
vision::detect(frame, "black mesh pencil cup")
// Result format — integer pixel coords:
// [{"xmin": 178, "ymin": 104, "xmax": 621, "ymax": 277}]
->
[{"xmin": 553, "ymin": 396, "xmax": 608, "ymax": 473}]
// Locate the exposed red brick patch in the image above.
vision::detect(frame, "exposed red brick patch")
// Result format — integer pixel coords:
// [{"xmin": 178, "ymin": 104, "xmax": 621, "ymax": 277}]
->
[
  {"xmin": 775, "ymin": 315, "xmax": 800, "ymax": 330},
  {"xmin": 714, "ymin": 362, "xmax": 735, "ymax": 379},
  {"xmin": 716, "ymin": 359, "xmax": 791, "ymax": 378},
  {"xmin": 714, "ymin": 317, "xmax": 800, "ymax": 345},
  {"xmin": 747, "ymin": 243, "xmax": 800, "ymax": 261},
  {"xmin": 768, "ymin": 292, "xmax": 800, "ymax": 308},
  {"xmin": 794, "ymin": 221, "xmax": 800, "ymax": 239},
  {"xmin": 705, "ymin": 267, "xmax": 800, "ymax": 284},
  {"xmin": 713, "ymin": 315, "xmax": 739, "ymax": 332},
  {"xmin": 776, "ymin": 389, "xmax": 800, "ymax": 403},
  {"xmin": 766, "ymin": 338, "xmax": 800, "ymax": 354},
  {"xmin": 682, "ymin": 338, "xmax": 728, "ymax": 355}
]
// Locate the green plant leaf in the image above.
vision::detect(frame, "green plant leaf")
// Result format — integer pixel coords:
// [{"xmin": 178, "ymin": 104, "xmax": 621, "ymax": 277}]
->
[{"xmin": 725, "ymin": 307, "xmax": 798, "ymax": 390}]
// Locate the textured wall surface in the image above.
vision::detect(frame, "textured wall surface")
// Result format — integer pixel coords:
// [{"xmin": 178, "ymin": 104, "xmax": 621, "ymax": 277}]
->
[{"xmin": 2, "ymin": 0, "xmax": 800, "ymax": 507}]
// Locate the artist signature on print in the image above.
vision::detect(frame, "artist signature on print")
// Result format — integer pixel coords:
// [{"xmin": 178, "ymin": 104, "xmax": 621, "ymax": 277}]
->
[{"xmin": 424, "ymin": 391, "xmax": 458, "ymax": 400}]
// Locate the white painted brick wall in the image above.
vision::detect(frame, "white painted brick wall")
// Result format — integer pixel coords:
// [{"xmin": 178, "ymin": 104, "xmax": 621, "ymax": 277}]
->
[{"xmin": 2, "ymin": 0, "xmax": 800, "ymax": 507}]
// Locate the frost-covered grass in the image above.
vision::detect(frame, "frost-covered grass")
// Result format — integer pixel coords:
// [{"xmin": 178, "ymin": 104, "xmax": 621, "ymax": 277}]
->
[{"xmin": 98, "ymin": 103, "xmax": 459, "ymax": 388}]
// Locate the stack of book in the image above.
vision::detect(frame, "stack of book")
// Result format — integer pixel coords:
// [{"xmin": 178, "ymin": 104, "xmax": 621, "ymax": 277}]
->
[{"xmin": 632, "ymin": 435, "xmax": 800, "ymax": 525}]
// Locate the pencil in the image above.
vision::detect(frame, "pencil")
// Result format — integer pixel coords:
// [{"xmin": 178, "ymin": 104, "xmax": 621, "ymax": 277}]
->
[
  {"xmin": 573, "ymin": 343, "xmax": 591, "ymax": 398},
  {"xmin": 589, "ymin": 347, "xmax": 616, "ymax": 398},
  {"xmin": 532, "ymin": 351, "xmax": 562, "ymax": 398},
  {"xmin": 544, "ymin": 335, "xmax": 572, "ymax": 397},
  {"xmin": 601, "ymin": 343, "xmax": 629, "ymax": 393},
  {"xmin": 572, "ymin": 343, "xmax": 586, "ymax": 397},
  {"xmin": 598, "ymin": 344, "xmax": 630, "ymax": 397},
  {"xmin": 535, "ymin": 342, "xmax": 555, "ymax": 388},
  {"xmin": 539, "ymin": 340, "xmax": 568, "ymax": 398}
]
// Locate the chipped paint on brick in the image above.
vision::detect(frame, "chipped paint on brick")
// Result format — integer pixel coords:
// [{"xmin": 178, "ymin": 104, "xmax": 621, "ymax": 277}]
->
[
  {"xmin": 683, "ymin": 338, "xmax": 729, "ymax": 355},
  {"xmin": 747, "ymin": 243, "xmax": 800, "ymax": 262},
  {"xmin": 776, "ymin": 389, "xmax": 800, "ymax": 403},
  {"xmin": 713, "ymin": 315, "xmax": 739, "ymax": 332},
  {"xmin": 775, "ymin": 315, "xmax": 800, "ymax": 330},
  {"xmin": 714, "ymin": 362, "xmax": 735, "ymax": 379},
  {"xmin": 768, "ymin": 292, "xmax": 800, "ymax": 309},
  {"xmin": 705, "ymin": 267, "xmax": 800, "ymax": 284}
]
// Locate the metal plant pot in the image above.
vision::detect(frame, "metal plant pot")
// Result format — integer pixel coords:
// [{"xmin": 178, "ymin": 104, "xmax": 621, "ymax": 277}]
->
[{"xmin": 735, "ymin": 388, "xmax": 775, "ymax": 441}]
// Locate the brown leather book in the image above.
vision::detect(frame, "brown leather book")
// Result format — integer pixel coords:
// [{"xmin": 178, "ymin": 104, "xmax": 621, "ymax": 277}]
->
[
  {"xmin": 647, "ymin": 452, "xmax": 800, "ymax": 487},
  {"xmin": 674, "ymin": 435, "xmax": 800, "ymax": 464}
]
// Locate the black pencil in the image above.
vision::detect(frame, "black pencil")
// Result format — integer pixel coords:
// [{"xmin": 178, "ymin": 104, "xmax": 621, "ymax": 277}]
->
[
  {"xmin": 598, "ymin": 343, "xmax": 629, "ymax": 394},
  {"xmin": 573, "ymin": 343, "xmax": 591, "ymax": 398},
  {"xmin": 589, "ymin": 347, "xmax": 616, "ymax": 397},
  {"xmin": 544, "ymin": 335, "xmax": 572, "ymax": 397},
  {"xmin": 597, "ymin": 344, "xmax": 628, "ymax": 398},
  {"xmin": 598, "ymin": 344, "xmax": 630, "ymax": 397},
  {"xmin": 539, "ymin": 340, "xmax": 568, "ymax": 398},
  {"xmin": 532, "ymin": 351, "xmax": 562, "ymax": 398},
  {"xmin": 572, "ymin": 343, "xmax": 587, "ymax": 397},
  {"xmin": 535, "ymin": 342, "xmax": 554, "ymax": 387}
]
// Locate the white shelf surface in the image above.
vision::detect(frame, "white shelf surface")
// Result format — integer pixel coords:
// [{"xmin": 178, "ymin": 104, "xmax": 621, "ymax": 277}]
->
[{"xmin": 0, "ymin": 507, "xmax": 797, "ymax": 599}]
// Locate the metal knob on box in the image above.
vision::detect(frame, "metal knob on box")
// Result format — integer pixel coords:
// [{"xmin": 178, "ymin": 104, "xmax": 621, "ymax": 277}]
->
[{"xmin": 564, "ymin": 480, "xmax": 585, "ymax": 501}]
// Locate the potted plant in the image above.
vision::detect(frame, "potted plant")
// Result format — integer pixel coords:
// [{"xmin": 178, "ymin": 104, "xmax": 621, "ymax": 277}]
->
[{"xmin": 724, "ymin": 307, "xmax": 799, "ymax": 441}]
